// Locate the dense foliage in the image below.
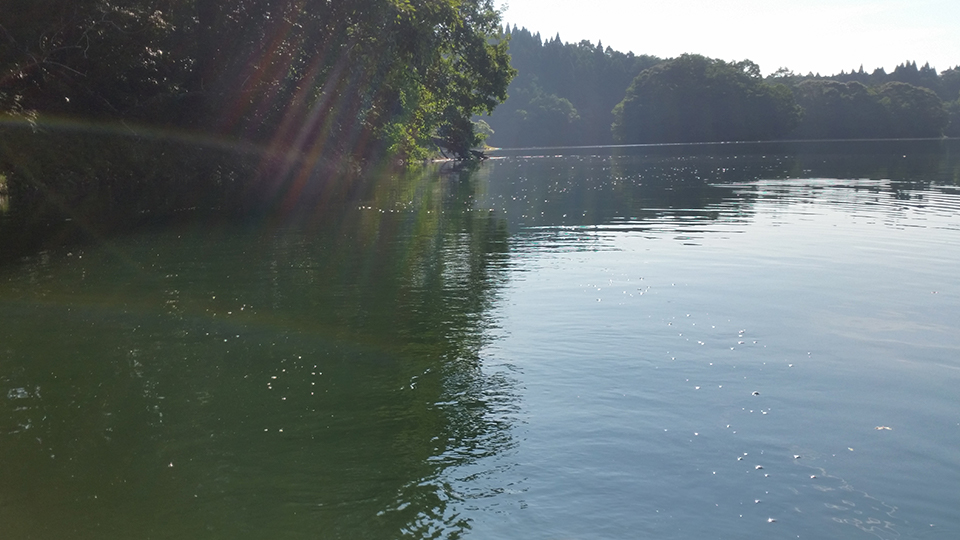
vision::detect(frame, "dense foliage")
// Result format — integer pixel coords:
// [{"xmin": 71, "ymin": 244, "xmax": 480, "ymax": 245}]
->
[
  {"xmin": 766, "ymin": 61, "xmax": 959, "ymax": 140},
  {"xmin": 611, "ymin": 54, "xmax": 801, "ymax": 144},
  {"xmin": 483, "ymin": 27, "xmax": 661, "ymax": 147},
  {"xmin": 789, "ymin": 80, "xmax": 947, "ymax": 139},
  {"xmin": 768, "ymin": 61, "xmax": 960, "ymax": 103},
  {"xmin": 486, "ymin": 37, "xmax": 959, "ymax": 147},
  {"xmin": 2, "ymin": 0, "xmax": 513, "ymax": 156},
  {"xmin": 0, "ymin": 0, "xmax": 514, "ymax": 238}
]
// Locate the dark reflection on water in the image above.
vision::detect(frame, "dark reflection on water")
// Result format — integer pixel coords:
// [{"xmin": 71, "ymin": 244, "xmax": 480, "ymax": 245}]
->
[{"xmin": 0, "ymin": 166, "xmax": 518, "ymax": 539}]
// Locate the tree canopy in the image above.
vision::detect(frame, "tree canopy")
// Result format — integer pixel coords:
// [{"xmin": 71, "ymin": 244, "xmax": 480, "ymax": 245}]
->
[
  {"xmin": 1, "ymin": 0, "xmax": 514, "ymax": 160},
  {"xmin": 768, "ymin": 60, "xmax": 959, "ymax": 138},
  {"xmin": 483, "ymin": 27, "xmax": 661, "ymax": 147},
  {"xmin": 483, "ymin": 43, "xmax": 959, "ymax": 148},
  {"xmin": 611, "ymin": 54, "xmax": 801, "ymax": 144}
]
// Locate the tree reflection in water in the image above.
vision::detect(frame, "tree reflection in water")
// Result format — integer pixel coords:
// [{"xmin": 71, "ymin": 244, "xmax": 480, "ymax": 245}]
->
[{"xmin": 0, "ymin": 164, "xmax": 518, "ymax": 539}]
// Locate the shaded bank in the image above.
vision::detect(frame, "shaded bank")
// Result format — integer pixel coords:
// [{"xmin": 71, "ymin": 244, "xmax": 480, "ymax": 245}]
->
[{"xmin": 0, "ymin": 124, "xmax": 389, "ymax": 265}]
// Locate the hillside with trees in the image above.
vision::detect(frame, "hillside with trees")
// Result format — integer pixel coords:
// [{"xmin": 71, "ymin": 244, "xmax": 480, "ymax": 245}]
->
[
  {"xmin": 611, "ymin": 54, "xmax": 801, "ymax": 144},
  {"xmin": 484, "ymin": 30, "xmax": 960, "ymax": 147},
  {"xmin": 767, "ymin": 62, "xmax": 960, "ymax": 138},
  {"xmin": 483, "ymin": 26, "xmax": 661, "ymax": 147}
]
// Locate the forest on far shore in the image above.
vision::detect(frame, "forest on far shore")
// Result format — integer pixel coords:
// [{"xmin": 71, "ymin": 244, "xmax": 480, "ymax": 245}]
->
[{"xmin": 484, "ymin": 26, "xmax": 960, "ymax": 147}]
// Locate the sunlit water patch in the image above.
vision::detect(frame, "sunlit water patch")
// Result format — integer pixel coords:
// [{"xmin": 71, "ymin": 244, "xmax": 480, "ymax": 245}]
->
[{"xmin": 455, "ymin": 143, "xmax": 960, "ymax": 539}]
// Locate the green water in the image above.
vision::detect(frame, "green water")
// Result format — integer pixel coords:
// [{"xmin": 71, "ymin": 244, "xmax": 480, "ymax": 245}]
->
[{"xmin": 2, "ymin": 140, "xmax": 960, "ymax": 539}]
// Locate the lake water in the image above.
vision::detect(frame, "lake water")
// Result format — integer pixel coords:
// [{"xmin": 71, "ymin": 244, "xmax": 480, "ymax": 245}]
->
[{"xmin": 2, "ymin": 140, "xmax": 959, "ymax": 539}]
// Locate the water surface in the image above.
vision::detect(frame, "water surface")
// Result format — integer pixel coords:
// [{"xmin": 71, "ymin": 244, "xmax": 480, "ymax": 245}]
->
[{"xmin": 2, "ymin": 140, "xmax": 959, "ymax": 539}]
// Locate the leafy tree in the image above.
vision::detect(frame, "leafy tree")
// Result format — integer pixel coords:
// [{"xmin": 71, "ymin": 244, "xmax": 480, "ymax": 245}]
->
[
  {"xmin": 790, "ymin": 79, "xmax": 947, "ymax": 139},
  {"xmin": 178, "ymin": 0, "xmax": 513, "ymax": 160},
  {"xmin": 767, "ymin": 60, "xmax": 960, "ymax": 104},
  {"xmin": 1, "ymin": 0, "xmax": 513, "ymax": 157},
  {"xmin": 611, "ymin": 54, "xmax": 800, "ymax": 144},
  {"xmin": 791, "ymin": 80, "xmax": 886, "ymax": 139},
  {"xmin": 938, "ymin": 67, "xmax": 960, "ymax": 102},
  {"xmin": 877, "ymin": 81, "xmax": 947, "ymax": 138},
  {"xmin": 0, "ymin": 0, "xmax": 187, "ymax": 122},
  {"xmin": 515, "ymin": 91, "xmax": 581, "ymax": 147},
  {"xmin": 484, "ymin": 27, "xmax": 659, "ymax": 147},
  {"xmin": 945, "ymin": 98, "xmax": 960, "ymax": 138},
  {"xmin": 889, "ymin": 61, "xmax": 940, "ymax": 94},
  {"xmin": 764, "ymin": 60, "xmax": 957, "ymax": 139}
]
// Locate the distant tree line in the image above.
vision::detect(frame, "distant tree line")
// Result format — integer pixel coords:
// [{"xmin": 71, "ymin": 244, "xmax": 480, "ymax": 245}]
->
[
  {"xmin": 484, "ymin": 26, "xmax": 661, "ymax": 147},
  {"xmin": 769, "ymin": 61, "xmax": 960, "ymax": 103},
  {"xmin": 484, "ymin": 30, "xmax": 960, "ymax": 147},
  {"xmin": 767, "ymin": 62, "xmax": 960, "ymax": 139}
]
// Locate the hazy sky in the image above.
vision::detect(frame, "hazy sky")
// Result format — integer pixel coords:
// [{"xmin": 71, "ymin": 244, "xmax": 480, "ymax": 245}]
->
[{"xmin": 498, "ymin": 0, "xmax": 960, "ymax": 75}]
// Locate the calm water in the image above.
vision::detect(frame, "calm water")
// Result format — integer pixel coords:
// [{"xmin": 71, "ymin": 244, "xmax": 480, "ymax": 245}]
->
[{"xmin": 2, "ymin": 140, "xmax": 959, "ymax": 539}]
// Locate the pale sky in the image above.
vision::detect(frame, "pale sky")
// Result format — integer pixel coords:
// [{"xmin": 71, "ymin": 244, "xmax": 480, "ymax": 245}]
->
[{"xmin": 498, "ymin": 0, "xmax": 960, "ymax": 76}]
